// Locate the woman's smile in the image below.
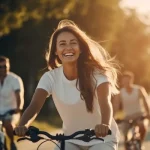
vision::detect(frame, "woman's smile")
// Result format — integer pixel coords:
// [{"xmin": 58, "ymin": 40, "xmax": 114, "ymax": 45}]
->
[{"xmin": 63, "ymin": 52, "xmax": 75, "ymax": 57}]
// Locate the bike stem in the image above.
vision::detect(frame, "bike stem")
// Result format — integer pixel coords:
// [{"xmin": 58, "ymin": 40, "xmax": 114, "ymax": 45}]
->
[{"xmin": 61, "ymin": 140, "xmax": 65, "ymax": 150}]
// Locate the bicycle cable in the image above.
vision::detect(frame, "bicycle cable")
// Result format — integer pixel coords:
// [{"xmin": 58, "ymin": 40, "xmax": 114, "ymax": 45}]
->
[{"xmin": 37, "ymin": 139, "xmax": 60, "ymax": 150}]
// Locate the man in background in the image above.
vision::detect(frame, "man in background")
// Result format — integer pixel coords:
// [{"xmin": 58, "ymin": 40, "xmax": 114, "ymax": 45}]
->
[
  {"xmin": 0, "ymin": 56, "xmax": 24, "ymax": 150},
  {"xmin": 113, "ymin": 71, "xmax": 150, "ymax": 149}
]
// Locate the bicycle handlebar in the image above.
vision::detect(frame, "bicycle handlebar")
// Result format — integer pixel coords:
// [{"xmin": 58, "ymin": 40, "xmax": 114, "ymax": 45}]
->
[{"xmin": 14, "ymin": 126, "xmax": 112, "ymax": 143}]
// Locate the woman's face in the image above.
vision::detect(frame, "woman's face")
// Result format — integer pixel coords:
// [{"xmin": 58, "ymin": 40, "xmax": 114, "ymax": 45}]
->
[
  {"xmin": 0, "ymin": 60, "xmax": 10, "ymax": 77},
  {"xmin": 56, "ymin": 31, "xmax": 80, "ymax": 64}
]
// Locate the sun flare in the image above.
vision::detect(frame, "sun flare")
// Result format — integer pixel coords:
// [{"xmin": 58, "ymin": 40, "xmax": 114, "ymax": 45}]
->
[{"xmin": 120, "ymin": 0, "xmax": 150, "ymax": 14}]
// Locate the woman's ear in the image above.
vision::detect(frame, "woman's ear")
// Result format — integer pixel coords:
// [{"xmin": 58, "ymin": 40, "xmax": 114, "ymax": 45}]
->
[{"xmin": 55, "ymin": 52, "xmax": 58, "ymax": 55}]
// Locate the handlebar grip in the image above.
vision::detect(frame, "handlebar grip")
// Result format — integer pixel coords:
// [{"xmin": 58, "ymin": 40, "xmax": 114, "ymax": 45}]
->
[
  {"xmin": 90, "ymin": 129, "xmax": 111, "ymax": 135},
  {"xmin": 13, "ymin": 128, "xmax": 30, "ymax": 136},
  {"xmin": 13, "ymin": 130, "xmax": 29, "ymax": 136}
]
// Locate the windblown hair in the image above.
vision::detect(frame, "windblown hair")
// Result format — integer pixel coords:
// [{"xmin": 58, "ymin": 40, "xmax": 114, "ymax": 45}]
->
[{"xmin": 46, "ymin": 20, "xmax": 119, "ymax": 112}]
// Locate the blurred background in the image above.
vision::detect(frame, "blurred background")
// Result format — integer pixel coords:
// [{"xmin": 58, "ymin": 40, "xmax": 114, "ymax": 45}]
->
[
  {"xmin": 0, "ymin": 0, "xmax": 150, "ymax": 125},
  {"xmin": 0, "ymin": 0, "xmax": 150, "ymax": 149}
]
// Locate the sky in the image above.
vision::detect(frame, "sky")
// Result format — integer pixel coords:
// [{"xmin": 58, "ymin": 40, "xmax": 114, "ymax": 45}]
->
[{"xmin": 120, "ymin": 0, "xmax": 150, "ymax": 14}]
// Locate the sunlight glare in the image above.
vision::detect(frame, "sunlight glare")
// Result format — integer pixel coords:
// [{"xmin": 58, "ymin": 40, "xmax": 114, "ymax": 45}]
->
[{"xmin": 120, "ymin": 0, "xmax": 150, "ymax": 14}]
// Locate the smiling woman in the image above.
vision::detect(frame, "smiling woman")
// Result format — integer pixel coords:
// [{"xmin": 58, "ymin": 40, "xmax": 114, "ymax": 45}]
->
[{"xmin": 14, "ymin": 19, "xmax": 120, "ymax": 150}]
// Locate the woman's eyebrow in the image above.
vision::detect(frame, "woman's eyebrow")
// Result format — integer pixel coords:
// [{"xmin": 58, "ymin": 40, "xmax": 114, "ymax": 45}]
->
[
  {"xmin": 70, "ymin": 39, "xmax": 78, "ymax": 42},
  {"xmin": 58, "ymin": 39, "xmax": 77, "ymax": 43},
  {"xmin": 59, "ymin": 40, "xmax": 66, "ymax": 43}
]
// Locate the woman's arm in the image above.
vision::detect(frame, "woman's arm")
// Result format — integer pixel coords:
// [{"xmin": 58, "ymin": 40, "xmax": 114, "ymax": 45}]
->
[
  {"xmin": 15, "ymin": 88, "xmax": 48, "ymax": 136},
  {"xmin": 19, "ymin": 88, "xmax": 48, "ymax": 127},
  {"xmin": 97, "ymin": 82, "xmax": 112, "ymax": 126},
  {"xmin": 95, "ymin": 82, "xmax": 112, "ymax": 137}
]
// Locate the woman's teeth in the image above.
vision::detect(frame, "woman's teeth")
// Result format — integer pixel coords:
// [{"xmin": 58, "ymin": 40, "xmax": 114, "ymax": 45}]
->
[{"xmin": 64, "ymin": 53, "xmax": 74, "ymax": 57}]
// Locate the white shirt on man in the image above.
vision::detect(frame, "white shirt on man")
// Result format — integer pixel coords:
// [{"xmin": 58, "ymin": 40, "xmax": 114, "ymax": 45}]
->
[
  {"xmin": 0, "ymin": 72, "xmax": 24, "ymax": 114},
  {"xmin": 37, "ymin": 66, "xmax": 120, "ymax": 146},
  {"xmin": 120, "ymin": 85, "xmax": 145, "ymax": 117}
]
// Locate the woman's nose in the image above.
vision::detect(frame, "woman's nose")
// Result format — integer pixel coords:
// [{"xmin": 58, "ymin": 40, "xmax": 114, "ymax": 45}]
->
[{"xmin": 65, "ymin": 44, "xmax": 73, "ymax": 49}]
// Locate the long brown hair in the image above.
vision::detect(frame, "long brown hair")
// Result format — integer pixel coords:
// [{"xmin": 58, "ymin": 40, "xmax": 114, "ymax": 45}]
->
[{"xmin": 46, "ymin": 20, "xmax": 119, "ymax": 112}]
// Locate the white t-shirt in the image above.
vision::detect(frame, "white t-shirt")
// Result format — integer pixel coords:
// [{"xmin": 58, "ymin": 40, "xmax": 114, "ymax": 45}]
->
[
  {"xmin": 0, "ymin": 72, "xmax": 24, "ymax": 114},
  {"xmin": 120, "ymin": 85, "xmax": 145, "ymax": 117},
  {"xmin": 37, "ymin": 66, "xmax": 120, "ymax": 146}
]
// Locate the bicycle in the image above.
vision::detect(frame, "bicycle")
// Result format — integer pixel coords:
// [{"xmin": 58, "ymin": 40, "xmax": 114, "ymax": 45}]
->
[
  {"xmin": 0, "ymin": 109, "xmax": 18, "ymax": 150},
  {"xmin": 116, "ymin": 116, "xmax": 146, "ymax": 150},
  {"xmin": 14, "ymin": 126, "xmax": 111, "ymax": 150}
]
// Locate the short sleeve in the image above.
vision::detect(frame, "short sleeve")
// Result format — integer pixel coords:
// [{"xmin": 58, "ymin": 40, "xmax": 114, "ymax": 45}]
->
[
  {"xmin": 12, "ymin": 77, "xmax": 24, "ymax": 109},
  {"xmin": 93, "ymin": 72, "xmax": 110, "ymax": 87},
  {"xmin": 12, "ymin": 77, "xmax": 24, "ymax": 92},
  {"xmin": 36, "ymin": 72, "xmax": 53, "ymax": 96}
]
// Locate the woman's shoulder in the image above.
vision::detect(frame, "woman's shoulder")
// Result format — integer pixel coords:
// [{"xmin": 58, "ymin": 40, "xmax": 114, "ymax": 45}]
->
[
  {"xmin": 92, "ymin": 70, "xmax": 111, "ymax": 88},
  {"xmin": 93, "ymin": 69, "xmax": 107, "ymax": 77},
  {"xmin": 44, "ymin": 66, "xmax": 62, "ymax": 78},
  {"xmin": 38, "ymin": 66, "xmax": 63, "ymax": 87},
  {"xmin": 93, "ymin": 70, "xmax": 110, "ymax": 82}
]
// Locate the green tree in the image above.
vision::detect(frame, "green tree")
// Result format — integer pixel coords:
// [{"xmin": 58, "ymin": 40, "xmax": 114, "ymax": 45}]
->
[
  {"xmin": 69, "ymin": 0, "xmax": 123, "ymax": 50},
  {"xmin": 0, "ymin": 0, "xmax": 76, "ymax": 36},
  {"xmin": 0, "ymin": 0, "xmax": 123, "ymax": 101},
  {"xmin": 111, "ymin": 9, "xmax": 150, "ymax": 90}
]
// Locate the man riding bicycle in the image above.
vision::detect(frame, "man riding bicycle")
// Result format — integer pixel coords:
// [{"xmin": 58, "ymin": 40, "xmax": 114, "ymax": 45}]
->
[
  {"xmin": 113, "ymin": 71, "xmax": 150, "ymax": 149},
  {"xmin": 0, "ymin": 56, "xmax": 24, "ymax": 150}
]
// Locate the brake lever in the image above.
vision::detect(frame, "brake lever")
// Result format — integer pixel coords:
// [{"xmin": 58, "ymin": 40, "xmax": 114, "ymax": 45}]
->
[
  {"xmin": 74, "ymin": 129, "xmax": 110, "ymax": 142},
  {"xmin": 17, "ymin": 136, "xmax": 44, "ymax": 143},
  {"xmin": 74, "ymin": 135, "xmax": 104, "ymax": 142},
  {"xmin": 17, "ymin": 137, "xmax": 32, "ymax": 142},
  {"xmin": 84, "ymin": 129, "xmax": 111, "ymax": 136}
]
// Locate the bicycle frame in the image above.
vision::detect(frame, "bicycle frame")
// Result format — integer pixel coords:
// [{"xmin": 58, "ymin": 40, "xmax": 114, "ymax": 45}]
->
[
  {"xmin": 0, "ymin": 109, "xmax": 17, "ymax": 150},
  {"xmin": 116, "ymin": 116, "xmax": 145, "ymax": 150},
  {"xmin": 0, "ymin": 121, "xmax": 5, "ymax": 150},
  {"xmin": 125, "ymin": 123, "xmax": 141, "ymax": 150}
]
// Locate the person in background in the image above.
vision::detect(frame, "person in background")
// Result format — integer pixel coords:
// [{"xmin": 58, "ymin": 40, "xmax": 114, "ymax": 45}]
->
[
  {"xmin": 14, "ymin": 19, "xmax": 120, "ymax": 150},
  {"xmin": 0, "ymin": 56, "xmax": 24, "ymax": 150},
  {"xmin": 113, "ymin": 71, "xmax": 150, "ymax": 149}
]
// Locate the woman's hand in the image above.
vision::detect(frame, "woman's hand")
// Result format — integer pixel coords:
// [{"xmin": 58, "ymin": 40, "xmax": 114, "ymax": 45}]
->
[
  {"xmin": 14, "ymin": 125, "xmax": 28, "ymax": 137},
  {"xmin": 94, "ymin": 124, "xmax": 110, "ymax": 137}
]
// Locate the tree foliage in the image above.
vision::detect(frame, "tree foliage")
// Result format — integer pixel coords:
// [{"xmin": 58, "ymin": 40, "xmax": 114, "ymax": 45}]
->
[
  {"xmin": 70, "ymin": 0, "xmax": 122, "ymax": 50},
  {"xmin": 0, "ymin": 0, "xmax": 76, "ymax": 36},
  {"xmin": 0, "ymin": 0, "xmax": 150, "ymax": 104},
  {"xmin": 111, "ymin": 10, "xmax": 150, "ymax": 90}
]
